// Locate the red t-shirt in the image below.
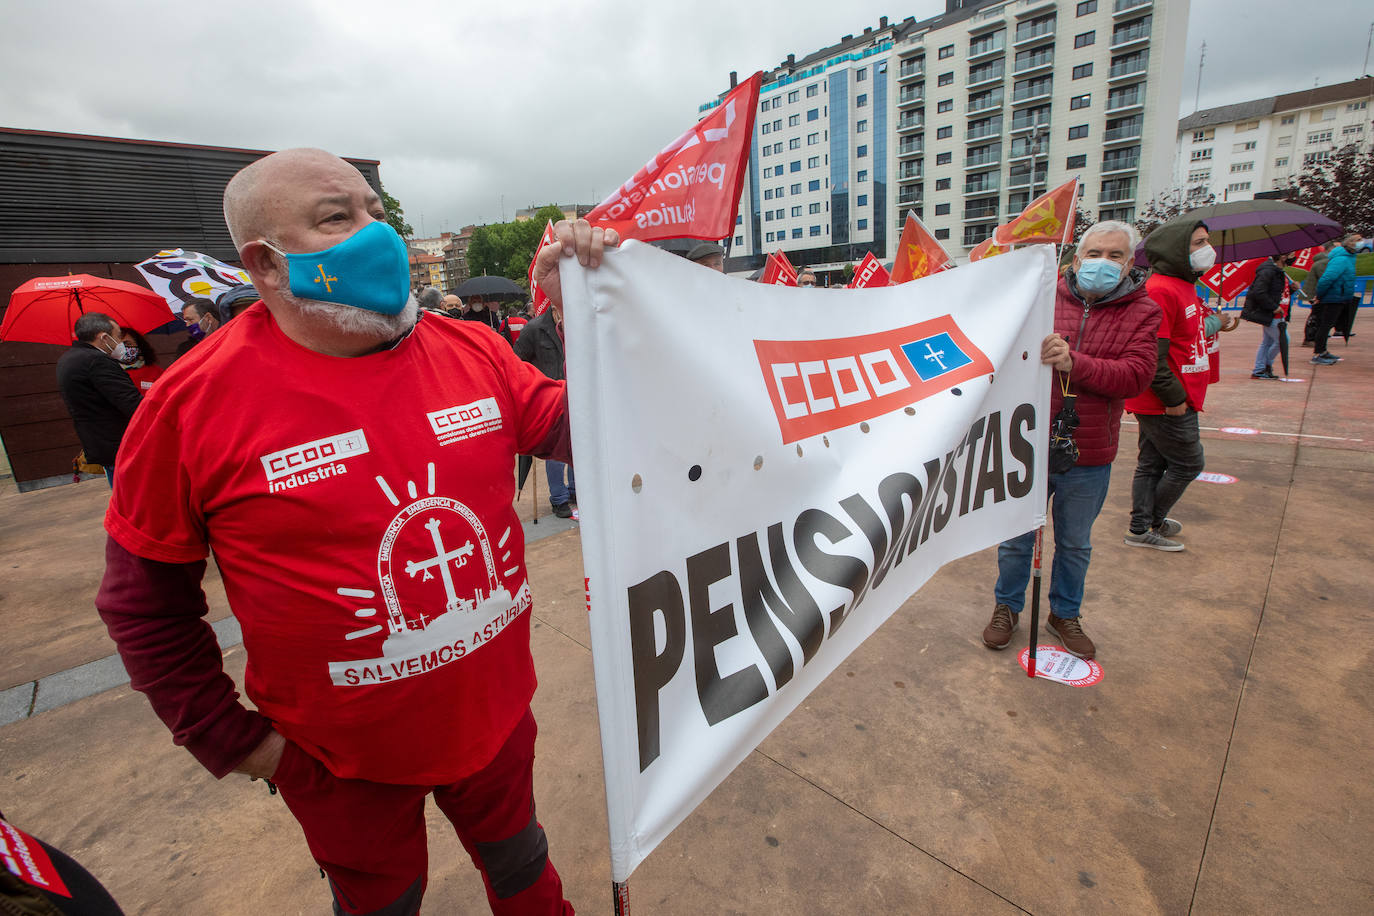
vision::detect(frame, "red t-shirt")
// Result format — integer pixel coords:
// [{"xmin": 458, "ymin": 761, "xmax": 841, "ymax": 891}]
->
[
  {"xmin": 1126, "ymin": 273, "xmax": 1211, "ymax": 414},
  {"xmin": 124, "ymin": 363, "xmax": 164, "ymax": 396},
  {"xmin": 106, "ymin": 304, "xmax": 565, "ymax": 784},
  {"xmin": 502, "ymin": 316, "xmax": 529, "ymax": 342}
]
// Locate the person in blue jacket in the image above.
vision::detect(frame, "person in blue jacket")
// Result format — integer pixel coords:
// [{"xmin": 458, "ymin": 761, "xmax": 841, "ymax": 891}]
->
[{"xmin": 1311, "ymin": 233, "xmax": 1362, "ymax": 364}]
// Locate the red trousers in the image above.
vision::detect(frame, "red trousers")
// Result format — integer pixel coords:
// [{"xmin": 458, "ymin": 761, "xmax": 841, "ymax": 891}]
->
[{"xmin": 271, "ymin": 708, "xmax": 573, "ymax": 915}]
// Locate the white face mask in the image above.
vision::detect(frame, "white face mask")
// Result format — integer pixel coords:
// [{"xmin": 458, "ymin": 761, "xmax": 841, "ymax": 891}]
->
[
  {"xmin": 101, "ymin": 333, "xmax": 128, "ymax": 362},
  {"xmin": 1189, "ymin": 244, "xmax": 1217, "ymax": 273}
]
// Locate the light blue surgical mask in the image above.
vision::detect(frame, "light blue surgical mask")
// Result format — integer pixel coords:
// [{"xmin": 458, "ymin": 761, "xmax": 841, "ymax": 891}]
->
[
  {"xmin": 261, "ymin": 221, "xmax": 410, "ymax": 315},
  {"xmin": 1075, "ymin": 258, "xmax": 1122, "ymax": 296}
]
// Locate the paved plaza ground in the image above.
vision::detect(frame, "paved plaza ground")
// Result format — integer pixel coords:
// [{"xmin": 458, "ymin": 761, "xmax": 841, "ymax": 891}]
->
[{"xmin": 2, "ymin": 318, "xmax": 1371, "ymax": 914}]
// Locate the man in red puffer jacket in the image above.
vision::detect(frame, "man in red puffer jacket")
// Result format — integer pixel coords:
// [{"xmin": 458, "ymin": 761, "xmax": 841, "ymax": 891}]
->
[{"xmin": 982, "ymin": 221, "xmax": 1161, "ymax": 660}]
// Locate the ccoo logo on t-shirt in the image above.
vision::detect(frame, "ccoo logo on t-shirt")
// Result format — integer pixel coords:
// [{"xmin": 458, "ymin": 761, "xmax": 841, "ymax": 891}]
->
[{"xmin": 260, "ymin": 429, "xmax": 370, "ymax": 493}]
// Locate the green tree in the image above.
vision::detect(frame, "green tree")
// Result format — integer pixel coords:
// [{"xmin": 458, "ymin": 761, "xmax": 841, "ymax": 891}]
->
[
  {"xmin": 466, "ymin": 205, "xmax": 566, "ymax": 287},
  {"xmin": 1280, "ymin": 145, "xmax": 1374, "ymax": 236},
  {"xmin": 381, "ymin": 183, "xmax": 413, "ymax": 239}
]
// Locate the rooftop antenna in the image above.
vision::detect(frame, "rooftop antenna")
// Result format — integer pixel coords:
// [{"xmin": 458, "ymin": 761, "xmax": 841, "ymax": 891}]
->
[
  {"xmin": 1363, "ymin": 21, "xmax": 1372, "ymax": 76},
  {"xmin": 1193, "ymin": 41, "xmax": 1205, "ymax": 113}
]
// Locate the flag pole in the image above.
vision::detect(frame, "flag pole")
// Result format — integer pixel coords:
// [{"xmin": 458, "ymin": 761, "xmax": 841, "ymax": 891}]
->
[
  {"xmin": 613, "ymin": 879, "xmax": 631, "ymax": 915},
  {"xmin": 1027, "ymin": 525, "xmax": 1044, "ymax": 678}
]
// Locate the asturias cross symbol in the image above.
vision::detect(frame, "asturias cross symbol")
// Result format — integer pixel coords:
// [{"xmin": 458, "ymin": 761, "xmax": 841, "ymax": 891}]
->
[
  {"xmin": 924, "ymin": 341, "xmax": 948, "ymax": 372},
  {"xmin": 314, "ymin": 263, "xmax": 338, "ymax": 293},
  {"xmin": 405, "ymin": 518, "xmax": 474, "ymax": 612}
]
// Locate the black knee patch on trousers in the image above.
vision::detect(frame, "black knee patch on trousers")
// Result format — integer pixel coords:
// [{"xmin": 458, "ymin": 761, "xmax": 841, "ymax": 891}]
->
[{"xmin": 475, "ymin": 811, "xmax": 549, "ymax": 899}]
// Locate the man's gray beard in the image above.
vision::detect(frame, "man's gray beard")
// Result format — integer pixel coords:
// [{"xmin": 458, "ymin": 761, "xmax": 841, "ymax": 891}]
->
[{"xmin": 283, "ymin": 289, "xmax": 419, "ymax": 340}]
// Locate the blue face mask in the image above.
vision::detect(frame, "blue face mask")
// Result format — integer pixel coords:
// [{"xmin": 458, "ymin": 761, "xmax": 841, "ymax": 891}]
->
[
  {"xmin": 1075, "ymin": 258, "xmax": 1123, "ymax": 296},
  {"xmin": 262, "ymin": 221, "xmax": 410, "ymax": 315}
]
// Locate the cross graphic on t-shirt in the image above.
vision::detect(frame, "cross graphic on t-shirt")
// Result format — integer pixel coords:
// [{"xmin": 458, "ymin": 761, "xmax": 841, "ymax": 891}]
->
[{"xmin": 404, "ymin": 518, "xmax": 474, "ymax": 612}]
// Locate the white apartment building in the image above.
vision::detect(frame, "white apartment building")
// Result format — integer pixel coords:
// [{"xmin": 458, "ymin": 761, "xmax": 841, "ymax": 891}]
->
[
  {"xmin": 704, "ymin": 0, "xmax": 1188, "ymax": 270},
  {"xmin": 1175, "ymin": 77, "xmax": 1373, "ymax": 204}
]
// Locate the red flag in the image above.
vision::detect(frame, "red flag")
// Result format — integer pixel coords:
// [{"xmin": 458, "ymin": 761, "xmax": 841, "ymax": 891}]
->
[
  {"xmin": 969, "ymin": 236, "xmax": 1013, "ymax": 262},
  {"xmin": 993, "ymin": 179, "xmax": 1078, "ymax": 247},
  {"xmin": 527, "ymin": 220, "xmax": 557, "ymax": 317},
  {"xmin": 585, "ymin": 72, "xmax": 761, "ymax": 242},
  {"xmin": 889, "ymin": 211, "xmax": 951, "ymax": 283},
  {"xmin": 1290, "ymin": 246, "xmax": 1316, "ymax": 271},
  {"xmin": 1198, "ymin": 257, "xmax": 1264, "ymax": 301},
  {"xmin": 847, "ymin": 252, "xmax": 891, "ymax": 288},
  {"xmin": 760, "ymin": 250, "xmax": 798, "ymax": 286}
]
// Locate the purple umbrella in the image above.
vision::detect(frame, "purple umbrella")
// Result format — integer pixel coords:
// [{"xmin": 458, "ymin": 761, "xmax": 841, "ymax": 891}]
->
[{"xmin": 1135, "ymin": 200, "xmax": 1344, "ymax": 266}]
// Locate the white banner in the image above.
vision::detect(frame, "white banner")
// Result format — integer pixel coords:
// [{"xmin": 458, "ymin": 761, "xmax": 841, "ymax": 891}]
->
[{"xmin": 562, "ymin": 241, "xmax": 1054, "ymax": 882}]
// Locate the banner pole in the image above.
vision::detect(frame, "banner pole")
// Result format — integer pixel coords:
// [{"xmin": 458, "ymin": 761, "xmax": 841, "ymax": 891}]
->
[
  {"xmin": 1027, "ymin": 525, "xmax": 1044, "ymax": 678},
  {"xmin": 613, "ymin": 880, "xmax": 631, "ymax": 915}
]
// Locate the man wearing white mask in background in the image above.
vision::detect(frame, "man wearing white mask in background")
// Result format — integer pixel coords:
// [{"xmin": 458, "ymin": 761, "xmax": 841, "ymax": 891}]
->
[
  {"xmin": 1123, "ymin": 219, "xmax": 1217, "ymax": 552},
  {"xmin": 982, "ymin": 221, "xmax": 1160, "ymax": 661}
]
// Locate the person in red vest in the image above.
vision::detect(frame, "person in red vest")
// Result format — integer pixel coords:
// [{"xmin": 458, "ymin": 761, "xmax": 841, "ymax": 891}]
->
[
  {"xmin": 501, "ymin": 305, "xmax": 531, "ymax": 345},
  {"xmin": 96, "ymin": 147, "xmax": 615, "ymax": 916}
]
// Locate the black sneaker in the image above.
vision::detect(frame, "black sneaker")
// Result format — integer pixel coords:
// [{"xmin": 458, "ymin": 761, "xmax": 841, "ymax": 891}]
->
[
  {"xmin": 1250, "ymin": 370, "xmax": 1279, "ymax": 380},
  {"xmin": 552, "ymin": 502, "xmax": 573, "ymax": 519},
  {"xmin": 981, "ymin": 603, "xmax": 1019, "ymax": 650}
]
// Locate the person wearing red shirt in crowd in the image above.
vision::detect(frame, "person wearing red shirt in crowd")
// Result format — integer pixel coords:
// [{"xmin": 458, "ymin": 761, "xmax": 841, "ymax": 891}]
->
[
  {"xmin": 96, "ymin": 148, "xmax": 616, "ymax": 916},
  {"xmin": 1123, "ymin": 219, "xmax": 1217, "ymax": 552},
  {"xmin": 983, "ymin": 221, "xmax": 1160, "ymax": 660},
  {"xmin": 117, "ymin": 326, "xmax": 164, "ymax": 396},
  {"xmin": 501, "ymin": 306, "xmax": 531, "ymax": 345}
]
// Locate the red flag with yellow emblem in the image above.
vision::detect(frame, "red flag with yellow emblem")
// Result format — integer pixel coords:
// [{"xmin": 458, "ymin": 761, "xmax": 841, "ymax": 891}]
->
[
  {"xmin": 969, "ymin": 235, "xmax": 1014, "ymax": 262},
  {"xmin": 993, "ymin": 179, "xmax": 1078, "ymax": 247},
  {"xmin": 889, "ymin": 210, "xmax": 951, "ymax": 284}
]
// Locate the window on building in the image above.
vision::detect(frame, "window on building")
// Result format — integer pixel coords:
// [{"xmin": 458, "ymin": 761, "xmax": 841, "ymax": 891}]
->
[
  {"xmin": 1075, "ymin": 31, "xmax": 1095, "ymax": 48},
  {"xmin": 856, "ymin": 120, "xmax": 868, "ymax": 133},
  {"xmin": 810, "ymin": 225, "xmax": 822, "ymax": 237},
  {"xmin": 936, "ymin": 178, "xmax": 951, "ymax": 190},
  {"xmin": 735, "ymin": 235, "xmax": 743, "ymax": 246},
  {"xmin": 1191, "ymin": 148, "xmax": 1213, "ymax": 161},
  {"xmin": 935, "ymin": 228, "xmax": 951, "ymax": 240},
  {"xmin": 936, "ymin": 151, "xmax": 952, "ymax": 164},
  {"xmin": 1069, "ymin": 93, "xmax": 1091, "ymax": 110},
  {"xmin": 1235, "ymin": 120, "xmax": 1259, "ymax": 132},
  {"xmin": 1277, "ymin": 135, "xmax": 1291, "ymax": 147},
  {"xmin": 857, "ymin": 170, "xmax": 869, "ymax": 182},
  {"xmin": 790, "ymin": 183, "xmax": 802, "ymax": 194},
  {"xmin": 856, "ymin": 94, "xmax": 868, "ymax": 108},
  {"xmin": 1280, "ymin": 115, "xmax": 1295, "ymax": 124},
  {"xmin": 765, "ymin": 231, "xmax": 774, "ymax": 242},
  {"xmin": 1067, "ymin": 154, "xmax": 1087, "ymax": 168},
  {"xmin": 937, "ymin": 99, "xmax": 953, "ymax": 113},
  {"xmin": 855, "ymin": 67, "xmax": 868, "ymax": 82},
  {"xmin": 1303, "ymin": 151, "xmax": 1332, "ymax": 166},
  {"xmin": 809, "ymin": 202, "xmax": 822, "ymax": 214},
  {"xmin": 1072, "ymin": 63, "xmax": 1093, "ymax": 79},
  {"xmin": 764, "ymin": 189, "xmax": 773, "ymax": 200},
  {"xmin": 773, "ymin": 120, "xmax": 782, "ymax": 131},
  {"xmin": 1077, "ymin": 0, "xmax": 1097, "ymax": 14},
  {"xmin": 1227, "ymin": 182, "xmax": 1252, "ymax": 193},
  {"xmin": 772, "ymin": 142, "xmax": 783, "ymax": 154},
  {"xmin": 1230, "ymin": 161, "xmax": 1254, "ymax": 173},
  {"xmin": 1233, "ymin": 140, "xmax": 1257, "ymax": 152},
  {"xmin": 1187, "ymin": 168, "xmax": 1211, "ymax": 182},
  {"xmin": 789, "ymin": 114, "xmax": 800, "ymax": 127},
  {"xmin": 788, "ymin": 90, "xmax": 799, "ymax": 103},
  {"xmin": 938, "ymin": 72, "xmax": 954, "ymax": 86},
  {"xmin": 762, "ymin": 167, "xmax": 772, "ymax": 178},
  {"xmin": 939, "ymin": 44, "xmax": 954, "ymax": 59},
  {"xmin": 791, "ymin": 206, "xmax": 802, "ymax": 217},
  {"xmin": 792, "ymin": 228, "xmax": 803, "ymax": 239},
  {"xmin": 857, "ymin": 145, "xmax": 868, "ymax": 157},
  {"xmin": 807, "ymin": 108, "xmax": 819, "ymax": 121},
  {"xmin": 765, "ymin": 212, "xmax": 774, "ymax": 222},
  {"xmin": 1274, "ymin": 157, "xmax": 1288, "ymax": 168},
  {"xmin": 806, "ymin": 132, "xmax": 818, "ymax": 145},
  {"xmin": 806, "ymin": 83, "xmax": 819, "ymax": 97},
  {"xmin": 935, "ymin": 203, "xmax": 951, "ymax": 215},
  {"xmin": 790, "ymin": 160, "xmax": 801, "ymax": 172},
  {"xmin": 1307, "ymin": 130, "xmax": 1332, "ymax": 145},
  {"xmin": 857, "ymin": 218, "xmax": 869, "ymax": 230},
  {"xmin": 789, "ymin": 137, "xmax": 801, "ymax": 150},
  {"xmin": 1192, "ymin": 129, "xmax": 1214, "ymax": 142},
  {"xmin": 808, "ymin": 179, "xmax": 821, "ymax": 191},
  {"xmin": 1316, "ymin": 108, "xmax": 1335, "ymax": 121},
  {"xmin": 760, "ymin": 101, "xmax": 769, "ymax": 113},
  {"xmin": 1343, "ymin": 124, "xmax": 1365, "ymax": 137},
  {"xmin": 761, "ymin": 123, "xmax": 771, "ymax": 135},
  {"xmin": 808, "ymin": 156, "xmax": 820, "ymax": 168},
  {"xmin": 1068, "ymin": 124, "xmax": 1089, "ymax": 140},
  {"xmin": 937, "ymin": 125, "xmax": 953, "ymax": 139},
  {"xmin": 1349, "ymin": 101, "xmax": 1369, "ymax": 111}
]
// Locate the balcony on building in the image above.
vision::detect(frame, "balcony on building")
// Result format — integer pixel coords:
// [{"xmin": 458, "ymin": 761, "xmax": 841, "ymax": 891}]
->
[
  {"xmin": 1012, "ymin": 47, "xmax": 1054, "ymax": 76},
  {"xmin": 898, "ymin": 187, "xmax": 922, "ymax": 207},
  {"xmin": 963, "ymin": 225, "xmax": 998, "ymax": 247},
  {"xmin": 898, "ymin": 111, "xmax": 925, "ymax": 133},
  {"xmin": 898, "ymin": 162, "xmax": 924, "ymax": 181},
  {"xmin": 1097, "ymin": 185, "xmax": 1136, "ymax": 205},
  {"xmin": 1011, "ymin": 78, "xmax": 1053, "ymax": 107},
  {"xmin": 968, "ymin": 33, "xmax": 1006, "ymax": 62},
  {"xmin": 1008, "ymin": 136, "xmax": 1035, "ymax": 160},
  {"xmin": 1105, "ymin": 86, "xmax": 1145, "ymax": 112},
  {"xmin": 964, "ymin": 174, "xmax": 1001, "ymax": 195},
  {"xmin": 965, "ymin": 144, "xmax": 1002, "ymax": 170},
  {"xmin": 1108, "ymin": 53, "xmax": 1149, "ymax": 81},
  {"xmin": 898, "ymin": 136, "xmax": 924, "ymax": 158},
  {"xmin": 1007, "ymin": 163, "xmax": 1047, "ymax": 189},
  {"xmin": 1101, "ymin": 150, "xmax": 1141, "ymax": 174},
  {"xmin": 967, "ymin": 61, "xmax": 1006, "ymax": 89},
  {"xmin": 1103, "ymin": 116, "xmax": 1143, "ymax": 145},
  {"xmin": 1113, "ymin": 0, "xmax": 1152, "ymax": 16},
  {"xmin": 899, "ymin": 84, "xmax": 925, "ymax": 108},
  {"xmin": 1010, "ymin": 109, "xmax": 1051, "ymax": 134},
  {"xmin": 963, "ymin": 198, "xmax": 1000, "ymax": 221},
  {"xmin": 899, "ymin": 58, "xmax": 924, "ymax": 82},
  {"xmin": 967, "ymin": 8, "xmax": 1007, "ymax": 34},
  {"xmin": 1013, "ymin": 17, "xmax": 1055, "ymax": 47},
  {"xmin": 967, "ymin": 88, "xmax": 1005, "ymax": 115},
  {"xmin": 967, "ymin": 117, "xmax": 1004, "ymax": 141},
  {"xmin": 1111, "ymin": 17, "xmax": 1151, "ymax": 49},
  {"xmin": 1013, "ymin": 0, "xmax": 1058, "ymax": 15}
]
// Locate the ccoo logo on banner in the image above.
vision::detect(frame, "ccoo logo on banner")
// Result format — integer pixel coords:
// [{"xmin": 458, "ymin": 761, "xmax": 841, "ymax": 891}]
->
[{"xmin": 561, "ymin": 242, "xmax": 1054, "ymax": 882}]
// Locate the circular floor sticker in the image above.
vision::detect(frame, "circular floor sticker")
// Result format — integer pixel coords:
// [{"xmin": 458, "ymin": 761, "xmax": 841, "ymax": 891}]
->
[
  {"xmin": 1278, "ymin": 377, "xmax": 1306, "ymax": 383},
  {"xmin": 1197, "ymin": 471, "xmax": 1237, "ymax": 484},
  {"xmin": 1017, "ymin": 646, "xmax": 1103, "ymax": 686},
  {"xmin": 1219, "ymin": 427, "xmax": 1259, "ymax": 435}
]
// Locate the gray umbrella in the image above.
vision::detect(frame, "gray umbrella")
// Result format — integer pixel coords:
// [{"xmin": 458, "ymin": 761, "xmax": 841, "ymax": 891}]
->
[{"xmin": 454, "ymin": 275, "xmax": 526, "ymax": 300}]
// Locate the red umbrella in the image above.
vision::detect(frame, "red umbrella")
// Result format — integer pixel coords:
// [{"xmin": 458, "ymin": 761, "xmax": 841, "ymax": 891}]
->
[{"xmin": 2, "ymin": 274, "xmax": 177, "ymax": 345}]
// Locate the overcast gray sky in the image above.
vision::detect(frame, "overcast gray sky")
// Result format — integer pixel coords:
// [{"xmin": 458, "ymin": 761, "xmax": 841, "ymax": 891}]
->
[{"xmin": 2, "ymin": 0, "xmax": 1370, "ymax": 236}]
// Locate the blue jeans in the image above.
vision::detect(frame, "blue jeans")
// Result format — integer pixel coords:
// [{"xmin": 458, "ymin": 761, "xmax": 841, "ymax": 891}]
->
[
  {"xmin": 546, "ymin": 459, "xmax": 575, "ymax": 507},
  {"xmin": 1253, "ymin": 318, "xmax": 1282, "ymax": 374},
  {"xmin": 995, "ymin": 463, "xmax": 1112, "ymax": 619}
]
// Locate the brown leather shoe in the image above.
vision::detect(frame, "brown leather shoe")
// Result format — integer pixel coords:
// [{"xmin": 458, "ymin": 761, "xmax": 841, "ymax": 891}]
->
[
  {"xmin": 1046, "ymin": 614, "xmax": 1096, "ymax": 660},
  {"xmin": 982, "ymin": 603, "xmax": 1019, "ymax": 650}
]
